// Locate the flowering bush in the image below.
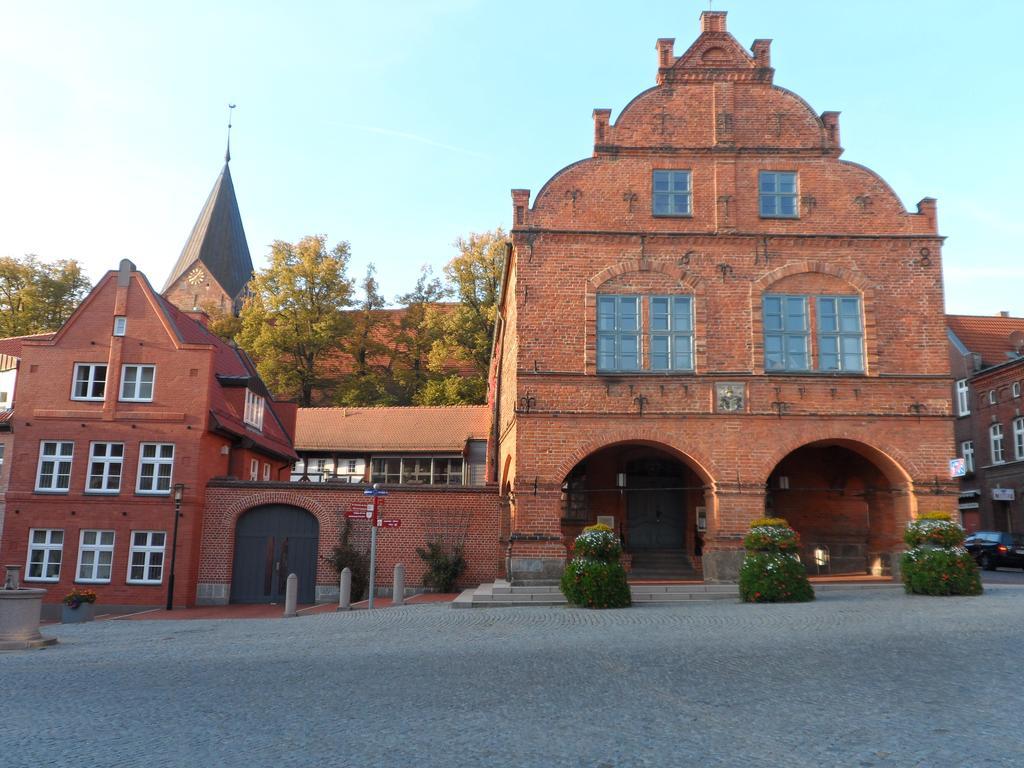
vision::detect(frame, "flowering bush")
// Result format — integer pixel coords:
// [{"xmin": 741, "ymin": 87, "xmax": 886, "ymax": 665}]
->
[
  {"xmin": 739, "ymin": 518, "xmax": 813, "ymax": 603},
  {"xmin": 743, "ymin": 524, "xmax": 801, "ymax": 554},
  {"xmin": 62, "ymin": 588, "xmax": 97, "ymax": 608},
  {"xmin": 560, "ymin": 524, "xmax": 631, "ymax": 609},
  {"xmin": 571, "ymin": 526, "xmax": 623, "ymax": 561},
  {"xmin": 901, "ymin": 512, "xmax": 982, "ymax": 596},
  {"xmin": 903, "ymin": 513, "xmax": 965, "ymax": 549}
]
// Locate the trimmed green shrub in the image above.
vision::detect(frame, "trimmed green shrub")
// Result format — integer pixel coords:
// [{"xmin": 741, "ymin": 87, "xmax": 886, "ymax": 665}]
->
[
  {"xmin": 901, "ymin": 547, "xmax": 982, "ymax": 596},
  {"xmin": 739, "ymin": 552, "xmax": 815, "ymax": 603},
  {"xmin": 560, "ymin": 559, "xmax": 632, "ymax": 608},
  {"xmin": 560, "ymin": 524, "xmax": 631, "ymax": 609},
  {"xmin": 739, "ymin": 518, "xmax": 814, "ymax": 603},
  {"xmin": 901, "ymin": 512, "xmax": 982, "ymax": 596}
]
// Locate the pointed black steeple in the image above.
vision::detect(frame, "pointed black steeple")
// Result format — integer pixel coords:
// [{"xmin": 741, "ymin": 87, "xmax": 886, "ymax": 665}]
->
[{"xmin": 162, "ymin": 157, "xmax": 254, "ymax": 309}]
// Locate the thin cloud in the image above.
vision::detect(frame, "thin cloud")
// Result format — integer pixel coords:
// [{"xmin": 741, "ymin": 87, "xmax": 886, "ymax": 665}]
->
[{"xmin": 343, "ymin": 123, "xmax": 488, "ymax": 159}]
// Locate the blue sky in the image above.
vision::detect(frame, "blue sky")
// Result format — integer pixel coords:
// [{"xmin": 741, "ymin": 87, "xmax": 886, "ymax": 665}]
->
[{"xmin": 1, "ymin": 0, "xmax": 1021, "ymax": 314}]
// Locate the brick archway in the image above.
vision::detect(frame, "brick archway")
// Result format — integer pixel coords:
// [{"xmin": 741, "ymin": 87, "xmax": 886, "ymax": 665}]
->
[{"xmin": 762, "ymin": 437, "xmax": 916, "ymax": 577}]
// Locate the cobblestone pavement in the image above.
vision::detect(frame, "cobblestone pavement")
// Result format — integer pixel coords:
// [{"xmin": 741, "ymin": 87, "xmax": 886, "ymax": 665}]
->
[{"xmin": 6, "ymin": 587, "xmax": 1024, "ymax": 768}]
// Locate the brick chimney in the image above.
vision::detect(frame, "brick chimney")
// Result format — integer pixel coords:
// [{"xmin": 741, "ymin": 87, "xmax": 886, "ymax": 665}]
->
[{"xmin": 700, "ymin": 11, "xmax": 727, "ymax": 33}]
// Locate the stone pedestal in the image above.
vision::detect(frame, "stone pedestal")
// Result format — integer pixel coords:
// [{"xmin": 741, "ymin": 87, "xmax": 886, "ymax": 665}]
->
[
  {"xmin": 61, "ymin": 603, "xmax": 96, "ymax": 624},
  {"xmin": 0, "ymin": 588, "xmax": 57, "ymax": 651},
  {"xmin": 701, "ymin": 549, "xmax": 745, "ymax": 583}
]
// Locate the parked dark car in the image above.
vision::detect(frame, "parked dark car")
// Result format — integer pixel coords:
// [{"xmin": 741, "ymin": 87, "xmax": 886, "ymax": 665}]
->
[{"xmin": 964, "ymin": 531, "xmax": 1024, "ymax": 570}]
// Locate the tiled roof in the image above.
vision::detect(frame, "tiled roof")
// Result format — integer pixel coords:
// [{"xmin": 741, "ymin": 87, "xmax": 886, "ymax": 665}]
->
[
  {"xmin": 947, "ymin": 314, "xmax": 1024, "ymax": 369},
  {"xmin": 152, "ymin": 291, "xmax": 297, "ymax": 461},
  {"xmin": 295, "ymin": 405, "xmax": 490, "ymax": 452},
  {"xmin": 0, "ymin": 332, "xmax": 54, "ymax": 358}
]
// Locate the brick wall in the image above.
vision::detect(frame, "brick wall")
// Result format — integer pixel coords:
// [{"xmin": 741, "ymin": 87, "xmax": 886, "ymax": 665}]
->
[{"xmin": 199, "ymin": 482, "xmax": 502, "ymax": 602}]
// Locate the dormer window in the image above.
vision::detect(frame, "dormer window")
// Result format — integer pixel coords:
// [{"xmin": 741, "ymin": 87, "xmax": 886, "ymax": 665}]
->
[{"xmin": 244, "ymin": 389, "xmax": 265, "ymax": 431}]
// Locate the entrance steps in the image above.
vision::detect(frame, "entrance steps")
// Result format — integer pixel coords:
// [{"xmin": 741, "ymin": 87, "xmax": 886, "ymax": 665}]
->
[
  {"xmin": 628, "ymin": 549, "xmax": 703, "ymax": 581},
  {"xmin": 452, "ymin": 577, "xmax": 902, "ymax": 608},
  {"xmin": 453, "ymin": 580, "xmax": 739, "ymax": 608}
]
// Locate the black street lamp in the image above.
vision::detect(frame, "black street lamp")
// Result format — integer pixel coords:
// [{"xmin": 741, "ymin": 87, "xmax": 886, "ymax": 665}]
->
[{"xmin": 166, "ymin": 483, "xmax": 185, "ymax": 611}]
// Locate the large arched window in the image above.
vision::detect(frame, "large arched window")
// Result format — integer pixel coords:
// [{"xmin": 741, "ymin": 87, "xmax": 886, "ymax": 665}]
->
[{"xmin": 597, "ymin": 294, "xmax": 693, "ymax": 372}]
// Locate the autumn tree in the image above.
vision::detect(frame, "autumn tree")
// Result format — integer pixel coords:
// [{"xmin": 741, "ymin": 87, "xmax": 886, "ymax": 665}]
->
[
  {"xmin": 0, "ymin": 255, "xmax": 91, "ymax": 337},
  {"xmin": 417, "ymin": 228, "xmax": 507, "ymax": 405},
  {"xmin": 236, "ymin": 235, "xmax": 353, "ymax": 406},
  {"xmin": 390, "ymin": 265, "xmax": 447, "ymax": 404}
]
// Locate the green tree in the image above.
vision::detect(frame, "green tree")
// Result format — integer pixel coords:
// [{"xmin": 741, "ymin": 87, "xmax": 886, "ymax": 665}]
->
[
  {"xmin": 236, "ymin": 235, "xmax": 353, "ymax": 406},
  {"xmin": 0, "ymin": 255, "xmax": 91, "ymax": 337},
  {"xmin": 418, "ymin": 229, "xmax": 507, "ymax": 405}
]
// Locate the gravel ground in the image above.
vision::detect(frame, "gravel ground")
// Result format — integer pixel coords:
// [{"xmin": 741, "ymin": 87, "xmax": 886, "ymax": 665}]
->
[{"xmin": 5, "ymin": 586, "xmax": 1024, "ymax": 768}]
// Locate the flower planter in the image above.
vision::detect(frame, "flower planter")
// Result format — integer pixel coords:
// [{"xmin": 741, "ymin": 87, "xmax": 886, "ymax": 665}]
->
[{"xmin": 61, "ymin": 603, "xmax": 96, "ymax": 624}]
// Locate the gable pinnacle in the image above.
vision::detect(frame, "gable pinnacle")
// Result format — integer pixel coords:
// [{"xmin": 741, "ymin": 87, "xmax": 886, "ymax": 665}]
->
[{"xmin": 225, "ymin": 103, "xmax": 236, "ymax": 163}]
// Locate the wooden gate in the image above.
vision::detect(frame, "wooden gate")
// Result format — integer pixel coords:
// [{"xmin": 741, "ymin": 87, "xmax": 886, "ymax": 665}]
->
[{"xmin": 231, "ymin": 505, "xmax": 319, "ymax": 604}]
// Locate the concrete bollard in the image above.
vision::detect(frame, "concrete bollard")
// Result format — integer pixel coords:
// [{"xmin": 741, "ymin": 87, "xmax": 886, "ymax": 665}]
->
[
  {"xmin": 283, "ymin": 573, "xmax": 298, "ymax": 618},
  {"xmin": 392, "ymin": 563, "xmax": 405, "ymax": 607},
  {"xmin": 338, "ymin": 567, "xmax": 352, "ymax": 612}
]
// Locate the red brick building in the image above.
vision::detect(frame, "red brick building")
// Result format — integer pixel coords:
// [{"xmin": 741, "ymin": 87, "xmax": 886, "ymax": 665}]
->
[
  {"xmin": 0, "ymin": 260, "xmax": 297, "ymax": 612},
  {"xmin": 492, "ymin": 11, "xmax": 955, "ymax": 582},
  {"xmin": 947, "ymin": 313, "xmax": 1024, "ymax": 533}
]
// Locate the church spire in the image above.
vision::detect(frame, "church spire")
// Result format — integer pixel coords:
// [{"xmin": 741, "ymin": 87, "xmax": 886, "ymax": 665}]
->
[{"xmin": 225, "ymin": 103, "xmax": 236, "ymax": 164}]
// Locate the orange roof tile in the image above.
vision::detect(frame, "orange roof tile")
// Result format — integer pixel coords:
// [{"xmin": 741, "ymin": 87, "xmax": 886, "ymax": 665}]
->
[
  {"xmin": 295, "ymin": 405, "xmax": 490, "ymax": 453},
  {"xmin": 947, "ymin": 314, "xmax": 1024, "ymax": 369}
]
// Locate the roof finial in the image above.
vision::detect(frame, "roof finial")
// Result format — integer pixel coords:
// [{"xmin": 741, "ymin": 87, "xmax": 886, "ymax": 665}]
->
[{"xmin": 225, "ymin": 103, "xmax": 236, "ymax": 163}]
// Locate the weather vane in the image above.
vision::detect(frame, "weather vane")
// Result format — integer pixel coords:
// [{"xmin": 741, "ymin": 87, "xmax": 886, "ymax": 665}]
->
[{"xmin": 225, "ymin": 103, "xmax": 236, "ymax": 163}]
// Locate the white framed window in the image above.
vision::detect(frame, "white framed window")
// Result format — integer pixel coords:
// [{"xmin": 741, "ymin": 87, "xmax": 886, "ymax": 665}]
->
[
  {"xmin": 955, "ymin": 379, "xmax": 970, "ymax": 416},
  {"xmin": 262, "ymin": 463, "xmax": 271, "ymax": 481},
  {"xmin": 250, "ymin": 458, "xmax": 259, "ymax": 481},
  {"xmin": 988, "ymin": 390, "xmax": 997, "ymax": 405},
  {"xmin": 244, "ymin": 389, "xmax": 265, "ymax": 431},
  {"xmin": 87, "ymin": 442, "xmax": 124, "ymax": 493},
  {"xmin": 72, "ymin": 363, "xmax": 107, "ymax": 401},
  {"xmin": 137, "ymin": 443, "xmax": 174, "ymax": 494},
  {"xmin": 347, "ymin": 459, "xmax": 357, "ymax": 473},
  {"xmin": 991, "ymin": 424, "xmax": 1005, "ymax": 464},
  {"xmin": 1015, "ymin": 418, "xmax": 1024, "ymax": 461},
  {"xmin": 127, "ymin": 531, "xmax": 166, "ymax": 584},
  {"xmin": 36, "ymin": 440, "xmax": 74, "ymax": 492},
  {"xmin": 25, "ymin": 529, "xmax": 64, "ymax": 581},
  {"xmin": 1014, "ymin": 382, "xmax": 1021, "ymax": 399},
  {"xmin": 961, "ymin": 441, "xmax": 974, "ymax": 473},
  {"xmin": 113, "ymin": 316, "xmax": 127, "ymax": 336},
  {"xmin": 120, "ymin": 365, "xmax": 155, "ymax": 402},
  {"xmin": 77, "ymin": 530, "xmax": 115, "ymax": 583}
]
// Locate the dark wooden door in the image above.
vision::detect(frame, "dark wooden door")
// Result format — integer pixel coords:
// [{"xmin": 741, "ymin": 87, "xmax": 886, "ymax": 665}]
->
[
  {"xmin": 627, "ymin": 489, "xmax": 685, "ymax": 549},
  {"xmin": 231, "ymin": 505, "xmax": 318, "ymax": 603}
]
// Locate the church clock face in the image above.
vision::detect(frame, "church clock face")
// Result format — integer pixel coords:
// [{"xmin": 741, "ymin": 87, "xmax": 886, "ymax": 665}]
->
[{"xmin": 186, "ymin": 267, "xmax": 205, "ymax": 285}]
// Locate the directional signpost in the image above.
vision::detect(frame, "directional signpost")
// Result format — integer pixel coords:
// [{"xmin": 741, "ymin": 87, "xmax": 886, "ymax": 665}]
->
[{"xmin": 363, "ymin": 484, "xmax": 389, "ymax": 609}]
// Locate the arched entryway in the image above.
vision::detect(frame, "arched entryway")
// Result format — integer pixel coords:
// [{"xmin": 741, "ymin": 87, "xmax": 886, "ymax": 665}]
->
[
  {"xmin": 561, "ymin": 442, "xmax": 708, "ymax": 579},
  {"xmin": 765, "ymin": 440, "xmax": 913, "ymax": 576},
  {"xmin": 231, "ymin": 505, "xmax": 319, "ymax": 603}
]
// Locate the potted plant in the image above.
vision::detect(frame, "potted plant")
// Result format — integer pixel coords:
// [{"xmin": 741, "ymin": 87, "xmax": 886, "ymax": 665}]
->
[
  {"xmin": 560, "ymin": 523, "xmax": 631, "ymax": 608},
  {"xmin": 739, "ymin": 517, "xmax": 814, "ymax": 603},
  {"xmin": 61, "ymin": 588, "xmax": 98, "ymax": 623},
  {"xmin": 901, "ymin": 511, "xmax": 982, "ymax": 596}
]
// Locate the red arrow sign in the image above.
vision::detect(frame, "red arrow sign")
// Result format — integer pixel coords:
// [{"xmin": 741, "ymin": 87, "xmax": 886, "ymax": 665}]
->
[
  {"xmin": 345, "ymin": 511, "xmax": 371, "ymax": 520},
  {"xmin": 377, "ymin": 519, "xmax": 401, "ymax": 528}
]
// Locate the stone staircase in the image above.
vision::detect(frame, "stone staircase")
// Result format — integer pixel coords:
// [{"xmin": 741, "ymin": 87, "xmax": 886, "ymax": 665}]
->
[
  {"xmin": 628, "ymin": 549, "xmax": 702, "ymax": 581},
  {"xmin": 451, "ymin": 577, "xmax": 903, "ymax": 608},
  {"xmin": 452, "ymin": 580, "xmax": 740, "ymax": 608}
]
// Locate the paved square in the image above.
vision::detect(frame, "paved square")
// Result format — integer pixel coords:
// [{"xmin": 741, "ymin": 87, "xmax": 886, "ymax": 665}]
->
[{"xmin": 5, "ymin": 587, "xmax": 1024, "ymax": 767}]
